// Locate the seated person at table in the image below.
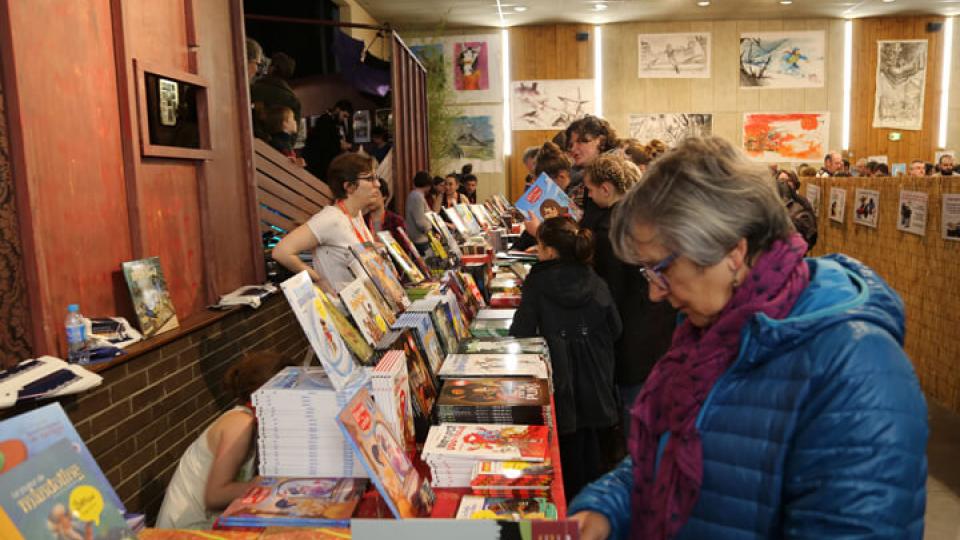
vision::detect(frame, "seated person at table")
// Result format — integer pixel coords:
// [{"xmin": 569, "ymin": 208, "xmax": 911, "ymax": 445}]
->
[
  {"xmin": 156, "ymin": 351, "xmax": 298, "ymax": 529},
  {"xmin": 509, "ymin": 216, "xmax": 621, "ymax": 500}
]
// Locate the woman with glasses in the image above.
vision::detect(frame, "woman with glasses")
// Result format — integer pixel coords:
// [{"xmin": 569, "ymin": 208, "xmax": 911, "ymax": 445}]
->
[
  {"xmin": 569, "ymin": 137, "xmax": 927, "ymax": 540},
  {"xmin": 272, "ymin": 153, "xmax": 380, "ymax": 294}
]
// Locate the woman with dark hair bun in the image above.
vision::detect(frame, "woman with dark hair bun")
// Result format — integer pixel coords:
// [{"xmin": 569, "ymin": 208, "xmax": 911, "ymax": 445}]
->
[{"xmin": 509, "ymin": 216, "xmax": 622, "ymax": 501}]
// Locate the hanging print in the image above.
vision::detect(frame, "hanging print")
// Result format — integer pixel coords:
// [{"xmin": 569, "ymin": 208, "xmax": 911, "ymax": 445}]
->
[
  {"xmin": 739, "ymin": 31, "xmax": 825, "ymax": 89},
  {"xmin": 511, "ymin": 79, "xmax": 595, "ymax": 131},
  {"xmin": 873, "ymin": 40, "xmax": 928, "ymax": 131},
  {"xmin": 637, "ymin": 33, "xmax": 711, "ymax": 78},
  {"xmin": 447, "ymin": 104, "xmax": 503, "ymax": 173},
  {"xmin": 628, "ymin": 113, "xmax": 713, "ymax": 147},
  {"xmin": 742, "ymin": 112, "xmax": 830, "ymax": 163}
]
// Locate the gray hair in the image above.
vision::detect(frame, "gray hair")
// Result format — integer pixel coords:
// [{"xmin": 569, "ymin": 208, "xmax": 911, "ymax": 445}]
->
[
  {"xmin": 246, "ymin": 38, "xmax": 263, "ymax": 63},
  {"xmin": 522, "ymin": 146, "xmax": 540, "ymax": 162},
  {"xmin": 610, "ymin": 136, "xmax": 793, "ymax": 267}
]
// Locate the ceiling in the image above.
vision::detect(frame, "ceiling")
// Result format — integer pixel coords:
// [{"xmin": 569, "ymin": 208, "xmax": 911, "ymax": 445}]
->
[{"xmin": 357, "ymin": 0, "xmax": 957, "ymax": 30}]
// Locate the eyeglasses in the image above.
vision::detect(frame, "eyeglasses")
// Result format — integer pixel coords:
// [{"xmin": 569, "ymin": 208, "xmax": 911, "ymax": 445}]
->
[
  {"xmin": 638, "ymin": 252, "xmax": 678, "ymax": 292},
  {"xmin": 355, "ymin": 173, "xmax": 380, "ymax": 184}
]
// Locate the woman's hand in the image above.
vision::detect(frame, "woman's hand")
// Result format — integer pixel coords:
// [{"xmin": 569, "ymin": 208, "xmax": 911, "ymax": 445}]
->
[{"xmin": 570, "ymin": 511, "xmax": 611, "ymax": 540}]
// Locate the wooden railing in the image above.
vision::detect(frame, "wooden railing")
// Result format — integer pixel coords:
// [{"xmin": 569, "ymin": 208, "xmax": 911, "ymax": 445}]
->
[{"xmin": 254, "ymin": 138, "xmax": 334, "ymax": 236}]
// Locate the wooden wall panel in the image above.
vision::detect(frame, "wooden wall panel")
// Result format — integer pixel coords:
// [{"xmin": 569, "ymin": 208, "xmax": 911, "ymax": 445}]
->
[
  {"xmin": 508, "ymin": 24, "xmax": 593, "ymax": 200},
  {"xmin": 849, "ymin": 16, "xmax": 946, "ymax": 164},
  {"xmin": 949, "ymin": 25, "xmax": 960, "ymax": 153},
  {"xmin": 391, "ymin": 33, "xmax": 429, "ymax": 215}
]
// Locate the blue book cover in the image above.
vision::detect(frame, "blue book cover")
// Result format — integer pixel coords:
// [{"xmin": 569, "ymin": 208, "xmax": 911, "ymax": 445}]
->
[
  {"xmin": 514, "ymin": 173, "xmax": 582, "ymax": 222},
  {"xmin": 336, "ymin": 387, "xmax": 435, "ymax": 519},
  {"xmin": 0, "ymin": 403, "xmax": 124, "ymax": 513},
  {"xmin": 0, "ymin": 439, "xmax": 135, "ymax": 539}
]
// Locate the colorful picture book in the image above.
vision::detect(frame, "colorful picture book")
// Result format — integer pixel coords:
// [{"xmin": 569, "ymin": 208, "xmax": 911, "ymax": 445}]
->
[
  {"xmin": 378, "ymin": 231, "xmax": 426, "ymax": 284},
  {"xmin": 455, "ymin": 204, "xmax": 484, "ymax": 236},
  {"xmin": 458, "ymin": 338, "xmax": 550, "ymax": 356},
  {"xmin": 436, "ymin": 378, "xmax": 551, "ymax": 425},
  {"xmin": 350, "ymin": 243, "xmax": 410, "ymax": 312},
  {"xmin": 394, "ymin": 312, "xmax": 445, "ymax": 377},
  {"xmin": 218, "ymin": 477, "xmax": 367, "ymax": 528},
  {"xmin": 280, "ymin": 272, "xmax": 367, "ymax": 392},
  {"xmin": 455, "ymin": 495, "xmax": 557, "ymax": 520},
  {"xmin": 321, "ymin": 292, "xmax": 376, "ymax": 367},
  {"xmin": 393, "ymin": 227, "xmax": 432, "ymax": 278},
  {"xmin": 514, "ymin": 172, "xmax": 582, "ymax": 222},
  {"xmin": 437, "ymin": 354, "xmax": 549, "ymax": 379},
  {"xmin": 409, "ymin": 297, "xmax": 459, "ymax": 355},
  {"xmin": 362, "ymin": 279, "xmax": 398, "ymax": 329},
  {"xmin": 375, "ymin": 329, "xmax": 438, "ymax": 432},
  {"xmin": 121, "ymin": 256, "xmax": 179, "ymax": 337},
  {"xmin": 369, "ymin": 350, "xmax": 416, "ymax": 452},
  {"xmin": 336, "ymin": 387, "xmax": 435, "ymax": 518},
  {"xmin": 427, "ymin": 211, "xmax": 464, "ymax": 259},
  {"xmin": 470, "ymin": 460, "xmax": 554, "ymax": 497},
  {"xmin": 340, "ymin": 277, "xmax": 391, "ymax": 347},
  {"xmin": 422, "ymin": 424, "xmax": 549, "ymax": 462},
  {"xmin": 0, "ymin": 439, "xmax": 135, "ymax": 540}
]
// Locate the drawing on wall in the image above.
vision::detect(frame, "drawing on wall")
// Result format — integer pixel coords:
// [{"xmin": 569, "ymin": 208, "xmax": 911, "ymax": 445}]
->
[
  {"xmin": 628, "ymin": 113, "xmax": 712, "ymax": 146},
  {"xmin": 739, "ymin": 31, "xmax": 825, "ymax": 88},
  {"xmin": 410, "ymin": 43, "xmax": 444, "ymax": 64},
  {"xmin": 447, "ymin": 104, "xmax": 502, "ymax": 173},
  {"xmin": 873, "ymin": 40, "xmax": 928, "ymax": 131},
  {"xmin": 742, "ymin": 112, "xmax": 830, "ymax": 163},
  {"xmin": 511, "ymin": 79, "xmax": 594, "ymax": 131},
  {"xmin": 898, "ymin": 190, "xmax": 928, "ymax": 236},
  {"xmin": 806, "ymin": 184, "xmax": 821, "ymax": 216},
  {"xmin": 409, "ymin": 35, "xmax": 503, "ymax": 103},
  {"xmin": 853, "ymin": 188, "xmax": 880, "ymax": 228},
  {"xmin": 158, "ymin": 78, "xmax": 179, "ymax": 126},
  {"xmin": 454, "ymin": 41, "xmax": 489, "ymax": 91},
  {"xmin": 829, "ymin": 187, "xmax": 846, "ymax": 224},
  {"xmin": 637, "ymin": 33, "xmax": 711, "ymax": 78},
  {"xmin": 353, "ymin": 110, "xmax": 371, "ymax": 143},
  {"xmin": 943, "ymin": 194, "xmax": 960, "ymax": 241}
]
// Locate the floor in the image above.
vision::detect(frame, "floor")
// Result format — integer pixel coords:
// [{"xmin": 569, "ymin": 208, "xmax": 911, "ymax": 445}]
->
[{"xmin": 926, "ymin": 401, "xmax": 960, "ymax": 539}]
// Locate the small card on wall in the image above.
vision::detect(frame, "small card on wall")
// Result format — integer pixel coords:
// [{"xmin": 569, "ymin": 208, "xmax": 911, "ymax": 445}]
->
[{"xmin": 828, "ymin": 187, "xmax": 846, "ymax": 224}]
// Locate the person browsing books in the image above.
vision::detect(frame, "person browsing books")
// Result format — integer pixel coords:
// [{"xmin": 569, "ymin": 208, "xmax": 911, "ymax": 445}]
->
[
  {"xmin": 512, "ymin": 141, "xmax": 574, "ymax": 252},
  {"xmin": 272, "ymin": 153, "xmax": 379, "ymax": 293},
  {"xmin": 508, "ymin": 217, "xmax": 621, "ymax": 500},
  {"xmin": 568, "ymin": 137, "xmax": 927, "ymax": 540},
  {"xmin": 156, "ymin": 351, "xmax": 298, "ymax": 530},
  {"xmin": 441, "ymin": 174, "xmax": 470, "ymax": 209}
]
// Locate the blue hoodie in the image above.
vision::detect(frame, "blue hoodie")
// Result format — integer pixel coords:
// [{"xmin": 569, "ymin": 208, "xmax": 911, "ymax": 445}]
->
[{"xmin": 568, "ymin": 255, "xmax": 928, "ymax": 539}]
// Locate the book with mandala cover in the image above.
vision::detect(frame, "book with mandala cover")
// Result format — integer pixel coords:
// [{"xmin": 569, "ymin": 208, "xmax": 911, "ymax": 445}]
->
[
  {"xmin": 377, "ymin": 231, "xmax": 426, "ymax": 284},
  {"xmin": 336, "ymin": 387, "xmax": 435, "ymax": 518},
  {"xmin": 339, "ymin": 277, "xmax": 391, "ymax": 347},
  {"xmin": 455, "ymin": 495, "xmax": 557, "ymax": 520},
  {"xmin": 218, "ymin": 477, "xmax": 367, "ymax": 528},
  {"xmin": 0, "ymin": 439, "xmax": 135, "ymax": 540},
  {"xmin": 350, "ymin": 243, "xmax": 410, "ymax": 312},
  {"xmin": 121, "ymin": 256, "xmax": 179, "ymax": 338},
  {"xmin": 438, "ymin": 355, "xmax": 548, "ymax": 380},
  {"xmin": 422, "ymin": 424, "xmax": 549, "ymax": 462}
]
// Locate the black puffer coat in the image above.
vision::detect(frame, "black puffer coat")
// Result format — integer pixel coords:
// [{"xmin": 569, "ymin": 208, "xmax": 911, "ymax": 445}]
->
[{"xmin": 509, "ymin": 260, "xmax": 621, "ymax": 435}]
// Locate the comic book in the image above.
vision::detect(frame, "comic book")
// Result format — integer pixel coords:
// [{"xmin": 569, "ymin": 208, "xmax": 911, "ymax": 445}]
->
[
  {"xmin": 437, "ymin": 355, "xmax": 548, "ymax": 380},
  {"xmin": 378, "ymin": 231, "xmax": 426, "ymax": 284},
  {"xmin": 219, "ymin": 477, "xmax": 367, "ymax": 528},
  {"xmin": 514, "ymin": 173, "xmax": 582, "ymax": 222},
  {"xmin": 350, "ymin": 244, "xmax": 410, "ymax": 312},
  {"xmin": 339, "ymin": 278, "xmax": 391, "ymax": 347},
  {"xmin": 121, "ymin": 256, "xmax": 178, "ymax": 337},
  {"xmin": 422, "ymin": 424, "xmax": 549, "ymax": 462},
  {"xmin": 455, "ymin": 495, "xmax": 557, "ymax": 520}
]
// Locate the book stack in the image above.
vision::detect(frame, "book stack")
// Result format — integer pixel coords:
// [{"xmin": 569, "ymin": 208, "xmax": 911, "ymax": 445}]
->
[
  {"xmin": 253, "ymin": 367, "xmax": 366, "ymax": 478},
  {"xmin": 455, "ymin": 495, "xmax": 557, "ymax": 520},
  {"xmin": 218, "ymin": 477, "xmax": 367, "ymax": 528},
  {"xmin": 458, "ymin": 337, "xmax": 549, "ymax": 356},
  {"xmin": 437, "ymin": 354, "xmax": 549, "ymax": 380},
  {"xmin": 393, "ymin": 311, "xmax": 445, "ymax": 377},
  {"xmin": 469, "ymin": 318, "xmax": 512, "ymax": 338},
  {"xmin": 421, "ymin": 423, "xmax": 550, "ymax": 488},
  {"xmin": 368, "ymin": 350, "xmax": 416, "ymax": 452},
  {"xmin": 435, "ymin": 378, "xmax": 551, "ymax": 426},
  {"xmin": 408, "ymin": 297, "xmax": 460, "ymax": 354},
  {"xmin": 470, "ymin": 460, "xmax": 554, "ymax": 498}
]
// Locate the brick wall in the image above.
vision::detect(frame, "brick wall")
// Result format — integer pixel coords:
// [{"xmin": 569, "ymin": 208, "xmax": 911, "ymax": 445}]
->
[{"xmin": 1, "ymin": 295, "xmax": 308, "ymax": 523}]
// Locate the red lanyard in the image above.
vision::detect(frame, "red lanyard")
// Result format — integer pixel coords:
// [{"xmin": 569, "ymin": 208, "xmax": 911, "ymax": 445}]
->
[{"xmin": 337, "ymin": 200, "xmax": 369, "ymax": 244}]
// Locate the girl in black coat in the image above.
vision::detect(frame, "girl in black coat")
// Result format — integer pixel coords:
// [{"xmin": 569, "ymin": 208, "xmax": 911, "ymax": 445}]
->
[{"xmin": 509, "ymin": 217, "xmax": 622, "ymax": 500}]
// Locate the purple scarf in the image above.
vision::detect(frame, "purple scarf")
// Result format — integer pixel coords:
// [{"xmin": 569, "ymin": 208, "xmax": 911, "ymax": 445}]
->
[{"xmin": 628, "ymin": 233, "xmax": 810, "ymax": 540}]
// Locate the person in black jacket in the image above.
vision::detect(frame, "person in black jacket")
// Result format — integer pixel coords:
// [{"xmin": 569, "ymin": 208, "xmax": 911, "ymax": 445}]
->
[
  {"xmin": 583, "ymin": 154, "xmax": 677, "ymax": 443},
  {"xmin": 509, "ymin": 217, "xmax": 622, "ymax": 500}
]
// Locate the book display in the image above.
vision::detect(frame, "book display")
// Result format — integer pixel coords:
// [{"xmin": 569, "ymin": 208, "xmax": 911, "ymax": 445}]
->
[
  {"xmin": 340, "ymin": 278, "xmax": 391, "ymax": 346},
  {"xmin": 422, "ymin": 424, "xmax": 550, "ymax": 487},
  {"xmin": 377, "ymin": 231, "xmax": 426, "ymax": 284},
  {"xmin": 436, "ymin": 378, "xmax": 551, "ymax": 425},
  {"xmin": 437, "ymin": 354, "xmax": 549, "ymax": 380},
  {"xmin": 219, "ymin": 477, "xmax": 367, "ymax": 528},
  {"xmin": 470, "ymin": 461, "xmax": 554, "ymax": 498},
  {"xmin": 455, "ymin": 495, "xmax": 557, "ymax": 520}
]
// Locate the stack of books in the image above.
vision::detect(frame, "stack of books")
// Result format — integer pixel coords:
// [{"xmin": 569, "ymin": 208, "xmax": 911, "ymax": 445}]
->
[
  {"xmin": 421, "ymin": 423, "xmax": 550, "ymax": 488},
  {"xmin": 437, "ymin": 353, "xmax": 549, "ymax": 380},
  {"xmin": 368, "ymin": 350, "xmax": 416, "ymax": 452},
  {"xmin": 469, "ymin": 460, "xmax": 554, "ymax": 498},
  {"xmin": 455, "ymin": 495, "xmax": 557, "ymax": 520},
  {"xmin": 435, "ymin": 378, "xmax": 551, "ymax": 425},
  {"xmin": 218, "ymin": 477, "xmax": 367, "ymax": 528},
  {"xmin": 253, "ymin": 367, "xmax": 366, "ymax": 478}
]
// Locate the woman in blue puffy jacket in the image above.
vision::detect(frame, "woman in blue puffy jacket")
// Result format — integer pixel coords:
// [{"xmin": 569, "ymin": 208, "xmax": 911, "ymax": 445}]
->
[{"xmin": 568, "ymin": 136, "xmax": 928, "ymax": 540}]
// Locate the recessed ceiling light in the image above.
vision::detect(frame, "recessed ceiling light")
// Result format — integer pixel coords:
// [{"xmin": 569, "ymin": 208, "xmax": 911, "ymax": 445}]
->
[
  {"xmin": 594, "ymin": 2, "xmax": 608, "ymax": 10},
  {"xmin": 697, "ymin": 0, "xmax": 710, "ymax": 5},
  {"xmin": 882, "ymin": 0, "xmax": 895, "ymax": 3},
  {"xmin": 779, "ymin": 0, "xmax": 792, "ymax": 4},
  {"xmin": 513, "ymin": 5, "xmax": 528, "ymax": 11}
]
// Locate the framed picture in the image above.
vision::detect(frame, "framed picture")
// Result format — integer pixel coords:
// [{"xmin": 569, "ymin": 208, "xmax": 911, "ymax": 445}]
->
[{"xmin": 135, "ymin": 59, "xmax": 212, "ymax": 160}]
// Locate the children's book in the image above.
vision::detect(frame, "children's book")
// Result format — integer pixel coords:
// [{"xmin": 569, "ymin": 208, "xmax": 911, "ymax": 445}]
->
[
  {"xmin": 218, "ymin": 477, "xmax": 367, "ymax": 528},
  {"xmin": 0, "ymin": 403, "xmax": 124, "ymax": 512},
  {"xmin": 409, "ymin": 298, "xmax": 458, "ymax": 355},
  {"xmin": 336, "ymin": 387, "xmax": 435, "ymax": 518},
  {"xmin": 321, "ymin": 292, "xmax": 376, "ymax": 367},
  {"xmin": 280, "ymin": 272, "xmax": 368, "ymax": 391},
  {"xmin": 0, "ymin": 439, "xmax": 136, "ymax": 539},
  {"xmin": 441, "ymin": 291, "xmax": 471, "ymax": 340},
  {"xmin": 377, "ymin": 231, "xmax": 426, "ymax": 284},
  {"xmin": 514, "ymin": 172, "xmax": 582, "ymax": 222},
  {"xmin": 121, "ymin": 256, "xmax": 179, "ymax": 337},
  {"xmin": 427, "ymin": 211, "xmax": 464, "ymax": 259},
  {"xmin": 369, "ymin": 350, "xmax": 416, "ymax": 452},
  {"xmin": 438, "ymin": 355, "xmax": 549, "ymax": 380},
  {"xmin": 361, "ymin": 279, "xmax": 398, "ymax": 329},
  {"xmin": 393, "ymin": 228, "xmax": 432, "ymax": 278},
  {"xmin": 393, "ymin": 312, "xmax": 445, "ymax": 381},
  {"xmin": 470, "ymin": 460, "xmax": 554, "ymax": 497},
  {"xmin": 422, "ymin": 424, "xmax": 549, "ymax": 462},
  {"xmin": 339, "ymin": 277, "xmax": 391, "ymax": 347},
  {"xmin": 350, "ymin": 244, "xmax": 410, "ymax": 312},
  {"xmin": 443, "ymin": 207, "xmax": 471, "ymax": 238},
  {"xmin": 455, "ymin": 205, "xmax": 484, "ymax": 236},
  {"xmin": 426, "ymin": 231, "xmax": 449, "ymax": 262},
  {"xmin": 455, "ymin": 495, "xmax": 557, "ymax": 520}
]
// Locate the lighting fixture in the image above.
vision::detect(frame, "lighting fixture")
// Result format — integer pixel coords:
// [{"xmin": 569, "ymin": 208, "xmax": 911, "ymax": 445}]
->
[
  {"xmin": 594, "ymin": 2, "xmax": 608, "ymax": 10},
  {"xmin": 501, "ymin": 28, "xmax": 512, "ymax": 156},
  {"xmin": 841, "ymin": 20, "xmax": 852, "ymax": 150},
  {"xmin": 513, "ymin": 5, "xmax": 528, "ymax": 11},
  {"xmin": 882, "ymin": 0, "xmax": 896, "ymax": 3},
  {"xmin": 594, "ymin": 25, "xmax": 603, "ymax": 117},
  {"xmin": 697, "ymin": 1, "xmax": 711, "ymax": 6},
  {"xmin": 938, "ymin": 17, "xmax": 954, "ymax": 149},
  {"xmin": 779, "ymin": 0, "xmax": 793, "ymax": 4}
]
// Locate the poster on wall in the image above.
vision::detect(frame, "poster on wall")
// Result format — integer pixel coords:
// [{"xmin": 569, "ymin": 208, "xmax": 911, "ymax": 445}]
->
[
  {"xmin": 637, "ymin": 33, "xmax": 711, "ymax": 78},
  {"xmin": 739, "ymin": 31, "xmax": 825, "ymax": 89},
  {"xmin": 511, "ymin": 79, "xmax": 594, "ymax": 131},
  {"xmin": 742, "ymin": 112, "xmax": 829, "ymax": 163},
  {"xmin": 628, "ymin": 113, "xmax": 713, "ymax": 146},
  {"xmin": 873, "ymin": 40, "xmax": 928, "ymax": 131},
  {"xmin": 943, "ymin": 194, "xmax": 960, "ymax": 241},
  {"xmin": 353, "ymin": 110, "xmax": 371, "ymax": 143},
  {"xmin": 853, "ymin": 188, "xmax": 880, "ymax": 228},
  {"xmin": 446, "ymin": 104, "xmax": 503, "ymax": 173},
  {"xmin": 158, "ymin": 78, "xmax": 179, "ymax": 126},
  {"xmin": 408, "ymin": 35, "xmax": 503, "ymax": 103},
  {"xmin": 806, "ymin": 184, "xmax": 821, "ymax": 216},
  {"xmin": 897, "ymin": 190, "xmax": 928, "ymax": 236},
  {"xmin": 829, "ymin": 187, "xmax": 846, "ymax": 223}
]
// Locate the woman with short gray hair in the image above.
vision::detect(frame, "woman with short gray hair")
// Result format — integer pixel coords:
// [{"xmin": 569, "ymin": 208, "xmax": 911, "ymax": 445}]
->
[{"xmin": 569, "ymin": 136, "xmax": 927, "ymax": 539}]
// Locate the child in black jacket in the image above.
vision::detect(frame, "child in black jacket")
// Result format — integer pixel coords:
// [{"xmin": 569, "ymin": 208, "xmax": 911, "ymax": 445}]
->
[{"xmin": 509, "ymin": 216, "xmax": 622, "ymax": 500}]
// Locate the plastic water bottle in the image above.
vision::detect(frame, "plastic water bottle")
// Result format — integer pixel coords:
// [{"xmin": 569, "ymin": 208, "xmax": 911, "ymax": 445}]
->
[{"xmin": 65, "ymin": 304, "xmax": 89, "ymax": 364}]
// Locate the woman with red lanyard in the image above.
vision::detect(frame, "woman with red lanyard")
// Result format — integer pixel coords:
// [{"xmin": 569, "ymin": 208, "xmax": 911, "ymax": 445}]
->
[{"xmin": 272, "ymin": 153, "xmax": 379, "ymax": 294}]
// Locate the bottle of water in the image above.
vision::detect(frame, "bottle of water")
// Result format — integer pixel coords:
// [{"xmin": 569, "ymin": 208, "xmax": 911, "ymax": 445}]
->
[{"xmin": 65, "ymin": 304, "xmax": 89, "ymax": 364}]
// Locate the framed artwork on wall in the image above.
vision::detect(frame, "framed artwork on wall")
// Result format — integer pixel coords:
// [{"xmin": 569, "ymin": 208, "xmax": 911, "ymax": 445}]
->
[{"xmin": 134, "ymin": 59, "xmax": 213, "ymax": 160}]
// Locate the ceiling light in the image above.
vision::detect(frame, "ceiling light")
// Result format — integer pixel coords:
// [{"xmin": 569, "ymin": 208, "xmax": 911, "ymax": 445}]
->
[
  {"xmin": 594, "ymin": 2, "xmax": 608, "ymax": 10},
  {"xmin": 882, "ymin": 0, "xmax": 896, "ymax": 3},
  {"xmin": 513, "ymin": 5, "xmax": 527, "ymax": 11},
  {"xmin": 779, "ymin": 0, "xmax": 792, "ymax": 4},
  {"xmin": 697, "ymin": 1, "xmax": 711, "ymax": 6}
]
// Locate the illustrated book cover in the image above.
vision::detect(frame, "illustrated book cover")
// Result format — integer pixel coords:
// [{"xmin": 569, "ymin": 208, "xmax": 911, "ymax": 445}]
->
[
  {"xmin": 514, "ymin": 173, "xmax": 582, "ymax": 222},
  {"xmin": 120, "ymin": 256, "xmax": 179, "ymax": 338},
  {"xmin": 350, "ymin": 244, "xmax": 410, "ymax": 313},
  {"xmin": 219, "ymin": 477, "xmax": 367, "ymax": 528},
  {"xmin": 339, "ymin": 277, "xmax": 391, "ymax": 347},
  {"xmin": 438, "ymin": 355, "xmax": 548, "ymax": 380},
  {"xmin": 422, "ymin": 424, "xmax": 549, "ymax": 462},
  {"xmin": 377, "ymin": 231, "xmax": 426, "ymax": 284},
  {"xmin": 455, "ymin": 495, "xmax": 557, "ymax": 520}
]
